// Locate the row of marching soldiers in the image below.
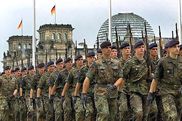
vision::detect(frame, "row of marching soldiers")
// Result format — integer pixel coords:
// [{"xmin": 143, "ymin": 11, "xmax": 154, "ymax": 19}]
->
[{"xmin": 0, "ymin": 39, "xmax": 182, "ymax": 121}]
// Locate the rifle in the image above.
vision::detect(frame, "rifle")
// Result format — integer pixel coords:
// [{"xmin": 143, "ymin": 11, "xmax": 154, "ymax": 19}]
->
[
  {"xmin": 115, "ymin": 26, "xmax": 120, "ymax": 57},
  {"xmin": 96, "ymin": 36, "xmax": 99, "ymax": 50},
  {"xmin": 176, "ymin": 23, "xmax": 179, "ymax": 41},
  {"xmin": 84, "ymin": 39, "xmax": 88, "ymax": 57},
  {"xmin": 75, "ymin": 40, "xmax": 77, "ymax": 57},
  {"xmin": 128, "ymin": 23, "xmax": 134, "ymax": 56},
  {"xmin": 144, "ymin": 22, "xmax": 151, "ymax": 69},
  {"xmin": 158, "ymin": 26, "xmax": 163, "ymax": 58},
  {"xmin": 172, "ymin": 31, "xmax": 174, "ymax": 39},
  {"xmin": 153, "ymin": 35, "xmax": 156, "ymax": 43},
  {"xmin": 144, "ymin": 22, "xmax": 153, "ymax": 118}
]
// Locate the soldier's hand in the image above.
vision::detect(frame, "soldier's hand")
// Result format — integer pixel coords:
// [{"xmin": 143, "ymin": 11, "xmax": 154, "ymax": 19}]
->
[
  {"xmin": 49, "ymin": 95, "xmax": 54, "ymax": 104},
  {"xmin": 146, "ymin": 92, "xmax": 155, "ymax": 105},
  {"xmin": 81, "ymin": 93, "xmax": 88, "ymax": 108},
  {"xmin": 36, "ymin": 97, "xmax": 41, "ymax": 108},
  {"xmin": 107, "ymin": 84, "xmax": 117, "ymax": 91},
  {"xmin": 61, "ymin": 96, "xmax": 65, "ymax": 103},
  {"xmin": 72, "ymin": 96, "xmax": 77, "ymax": 104}
]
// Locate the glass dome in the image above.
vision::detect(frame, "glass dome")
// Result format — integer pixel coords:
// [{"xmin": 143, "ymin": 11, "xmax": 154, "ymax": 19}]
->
[{"xmin": 97, "ymin": 13, "xmax": 155, "ymax": 43}]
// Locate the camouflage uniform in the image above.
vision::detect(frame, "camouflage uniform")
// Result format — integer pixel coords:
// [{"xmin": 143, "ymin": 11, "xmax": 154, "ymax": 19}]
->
[
  {"xmin": 123, "ymin": 56, "xmax": 157, "ymax": 121},
  {"xmin": 37, "ymin": 71, "xmax": 50, "ymax": 121},
  {"xmin": 19, "ymin": 75, "xmax": 28, "ymax": 121},
  {"xmin": 49, "ymin": 69, "xmax": 63, "ymax": 121},
  {"xmin": 29, "ymin": 72, "xmax": 41, "ymax": 121},
  {"xmin": 66, "ymin": 67, "xmax": 85, "ymax": 121},
  {"xmin": 154, "ymin": 56, "xmax": 182, "ymax": 121},
  {"xmin": 118, "ymin": 57, "xmax": 130, "ymax": 121},
  {"xmin": 0, "ymin": 75, "xmax": 14, "ymax": 121},
  {"xmin": 55, "ymin": 68, "xmax": 72, "ymax": 121},
  {"xmin": 80, "ymin": 65, "xmax": 95, "ymax": 121},
  {"xmin": 14, "ymin": 76, "xmax": 22, "ymax": 121},
  {"xmin": 86, "ymin": 57, "xmax": 122, "ymax": 121}
]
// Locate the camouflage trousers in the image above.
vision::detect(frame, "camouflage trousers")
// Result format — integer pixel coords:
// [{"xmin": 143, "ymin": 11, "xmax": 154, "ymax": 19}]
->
[
  {"xmin": 94, "ymin": 94, "xmax": 118, "ymax": 121},
  {"xmin": 129, "ymin": 93, "xmax": 157, "ymax": 121},
  {"xmin": 63, "ymin": 96, "xmax": 74, "ymax": 121},
  {"xmin": 27, "ymin": 98, "xmax": 36, "ymax": 121},
  {"xmin": 0, "ymin": 97, "xmax": 9, "ymax": 121},
  {"xmin": 14, "ymin": 97, "xmax": 27, "ymax": 121},
  {"xmin": 36, "ymin": 96, "xmax": 49, "ymax": 121},
  {"xmin": 74, "ymin": 97, "xmax": 85, "ymax": 121},
  {"xmin": 84, "ymin": 96, "xmax": 95, "ymax": 121},
  {"xmin": 118, "ymin": 92, "xmax": 130, "ymax": 121},
  {"xmin": 161, "ymin": 94, "xmax": 182, "ymax": 121},
  {"xmin": 53, "ymin": 96, "xmax": 64, "ymax": 121}
]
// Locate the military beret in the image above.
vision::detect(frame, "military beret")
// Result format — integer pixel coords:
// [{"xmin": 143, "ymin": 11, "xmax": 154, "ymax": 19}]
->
[
  {"xmin": 46, "ymin": 61, "xmax": 54, "ymax": 67},
  {"xmin": 134, "ymin": 41, "xmax": 144, "ymax": 49},
  {"xmin": 97, "ymin": 49, "xmax": 102, "ymax": 53},
  {"xmin": 56, "ymin": 58, "xmax": 63, "ymax": 65},
  {"xmin": 4, "ymin": 66, "xmax": 11, "ymax": 71},
  {"xmin": 100, "ymin": 41, "xmax": 111, "ymax": 49},
  {"xmin": 120, "ymin": 42, "xmax": 130, "ymax": 49},
  {"xmin": 165, "ymin": 39, "xmax": 179, "ymax": 48},
  {"xmin": 21, "ymin": 67, "xmax": 27, "ymax": 72},
  {"xmin": 28, "ymin": 65, "xmax": 34, "ymax": 70},
  {"xmin": 64, "ymin": 57, "xmax": 72, "ymax": 63},
  {"xmin": 149, "ymin": 42, "xmax": 157, "ymax": 49},
  {"xmin": 86, "ymin": 51, "xmax": 95, "ymax": 57},
  {"xmin": 14, "ymin": 67, "xmax": 20, "ymax": 72},
  {"xmin": 180, "ymin": 44, "xmax": 182, "ymax": 50},
  {"xmin": 111, "ymin": 45, "xmax": 117, "ymax": 50},
  {"xmin": 75, "ymin": 55, "xmax": 83, "ymax": 61},
  {"xmin": 36, "ymin": 63, "xmax": 45, "ymax": 68}
]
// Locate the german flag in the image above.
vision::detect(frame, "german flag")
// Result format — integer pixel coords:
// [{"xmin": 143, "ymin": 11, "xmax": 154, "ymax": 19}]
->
[
  {"xmin": 17, "ymin": 20, "xmax": 23, "ymax": 29},
  {"xmin": 51, "ymin": 5, "xmax": 56, "ymax": 15}
]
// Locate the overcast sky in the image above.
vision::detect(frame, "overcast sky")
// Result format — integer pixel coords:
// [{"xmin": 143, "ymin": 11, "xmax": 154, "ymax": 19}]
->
[{"xmin": 0, "ymin": 0, "xmax": 179, "ymax": 71}]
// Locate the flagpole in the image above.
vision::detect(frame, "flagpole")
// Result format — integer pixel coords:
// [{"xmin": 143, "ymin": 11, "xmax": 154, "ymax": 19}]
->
[
  {"xmin": 32, "ymin": 0, "xmax": 36, "ymax": 69},
  {"xmin": 108, "ymin": 0, "xmax": 112, "ymax": 43},
  {"xmin": 55, "ymin": 4, "xmax": 56, "ymax": 24},
  {"xmin": 21, "ymin": 19, "xmax": 23, "ymax": 36},
  {"xmin": 179, "ymin": 0, "xmax": 182, "ymax": 43}
]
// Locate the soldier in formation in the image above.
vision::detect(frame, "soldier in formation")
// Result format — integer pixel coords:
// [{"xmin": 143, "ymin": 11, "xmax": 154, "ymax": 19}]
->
[{"xmin": 1, "ymin": 39, "xmax": 182, "ymax": 121}]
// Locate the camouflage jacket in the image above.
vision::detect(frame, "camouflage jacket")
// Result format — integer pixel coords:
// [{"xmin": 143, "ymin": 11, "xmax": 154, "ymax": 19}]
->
[
  {"xmin": 0, "ymin": 75, "xmax": 14, "ymax": 97},
  {"xmin": 154, "ymin": 56, "xmax": 182, "ymax": 95},
  {"xmin": 66, "ymin": 66, "xmax": 87, "ymax": 95},
  {"xmin": 54, "ymin": 68, "xmax": 69, "ymax": 96},
  {"xmin": 37, "ymin": 71, "xmax": 51, "ymax": 95},
  {"xmin": 86, "ymin": 57, "xmax": 122, "ymax": 98},
  {"xmin": 123, "ymin": 56, "xmax": 149, "ymax": 95}
]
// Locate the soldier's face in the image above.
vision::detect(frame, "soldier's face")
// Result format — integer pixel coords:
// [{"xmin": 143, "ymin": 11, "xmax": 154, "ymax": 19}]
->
[
  {"xmin": 121, "ymin": 47, "xmax": 131, "ymax": 56},
  {"xmin": 29, "ymin": 69, "xmax": 35, "ymax": 75},
  {"xmin": 76, "ymin": 58, "xmax": 83, "ymax": 67},
  {"xmin": 48, "ymin": 65, "xmax": 55, "ymax": 72},
  {"xmin": 5, "ymin": 69, "xmax": 11, "ymax": 75},
  {"xmin": 169, "ymin": 44, "xmax": 180, "ymax": 55},
  {"xmin": 111, "ymin": 49, "xmax": 118, "ymax": 58},
  {"xmin": 57, "ymin": 62, "xmax": 64, "ymax": 69},
  {"xmin": 135, "ymin": 45, "xmax": 145, "ymax": 55},
  {"xmin": 65, "ymin": 61, "xmax": 72, "ymax": 69},
  {"xmin": 87, "ymin": 56, "xmax": 95, "ymax": 65},
  {"xmin": 150, "ymin": 47, "xmax": 158, "ymax": 56},
  {"xmin": 101, "ymin": 46, "xmax": 111, "ymax": 56},
  {"xmin": 38, "ymin": 68, "xmax": 45, "ymax": 74}
]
